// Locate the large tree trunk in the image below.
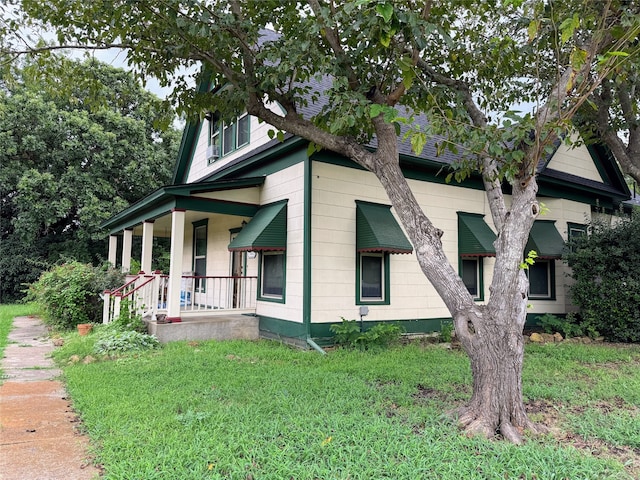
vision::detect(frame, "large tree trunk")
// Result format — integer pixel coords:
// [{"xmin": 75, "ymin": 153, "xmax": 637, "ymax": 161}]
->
[{"xmin": 454, "ymin": 302, "xmax": 539, "ymax": 444}]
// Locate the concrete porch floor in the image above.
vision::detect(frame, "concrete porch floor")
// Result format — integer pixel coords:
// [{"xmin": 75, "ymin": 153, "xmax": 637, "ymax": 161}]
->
[{"xmin": 146, "ymin": 314, "xmax": 259, "ymax": 343}]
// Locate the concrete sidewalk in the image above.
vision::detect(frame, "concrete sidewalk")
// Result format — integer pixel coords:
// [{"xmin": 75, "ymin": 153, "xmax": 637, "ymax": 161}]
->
[{"xmin": 0, "ymin": 316, "xmax": 101, "ymax": 479}]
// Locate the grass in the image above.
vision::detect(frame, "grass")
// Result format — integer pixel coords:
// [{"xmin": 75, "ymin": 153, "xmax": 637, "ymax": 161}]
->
[
  {"xmin": 0, "ymin": 303, "xmax": 38, "ymax": 379},
  {"xmin": 50, "ymin": 333, "xmax": 640, "ymax": 480}
]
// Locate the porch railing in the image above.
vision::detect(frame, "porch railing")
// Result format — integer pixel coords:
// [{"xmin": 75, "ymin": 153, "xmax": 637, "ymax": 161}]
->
[
  {"xmin": 103, "ymin": 273, "xmax": 258, "ymax": 323},
  {"xmin": 178, "ymin": 275, "xmax": 258, "ymax": 313}
]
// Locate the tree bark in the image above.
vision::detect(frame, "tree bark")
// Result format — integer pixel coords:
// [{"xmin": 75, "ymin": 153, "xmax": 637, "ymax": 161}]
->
[{"xmin": 453, "ymin": 300, "xmax": 539, "ymax": 444}]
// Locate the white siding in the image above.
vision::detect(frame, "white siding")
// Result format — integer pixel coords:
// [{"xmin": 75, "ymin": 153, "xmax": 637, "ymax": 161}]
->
[
  {"xmin": 185, "ymin": 103, "xmax": 287, "ymax": 184},
  {"xmin": 547, "ymin": 142, "xmax": 603, "ymax": 182},
  {"xmin": 254, "ymin": 163, "xmax": 306, "ymax": 324},
  {"xmin": 310, "ymin": 161, "xmax": 593, "ymax": 324}
]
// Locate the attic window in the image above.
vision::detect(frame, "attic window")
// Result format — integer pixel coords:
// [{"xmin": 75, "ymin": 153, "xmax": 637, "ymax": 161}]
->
[{"xmin": 208, "ymin": 113, "xmax": 250, "ymax": 163}]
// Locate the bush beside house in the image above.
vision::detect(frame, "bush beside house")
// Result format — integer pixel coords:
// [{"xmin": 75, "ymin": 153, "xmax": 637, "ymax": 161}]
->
[
  {"xmin": 27, "ymin": 261, "xmax": 123, "ymax": 330},
  {"xmin": 566, "ymin": 212, "xmax": 640, "ymax": 342}
]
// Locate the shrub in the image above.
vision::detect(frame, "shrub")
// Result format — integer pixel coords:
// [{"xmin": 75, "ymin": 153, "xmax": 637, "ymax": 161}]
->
[
  {"xmin": 330, "ymin": 318, "xmax": 362, "ymax": 347},
  {"xmin": 330, "ymin": 318, "xmax": 403, "ymax": 350},
  {"xmin": 94, "ymin": 330, "xmax": 159, "ymax": 356},
  {"xmin": 440, "ymin": 320, "xmax": 454, "ymax": 343},
  {"xmin": 113, "ymin": 299, "xmax": 148, "ymax": 333},
  {"xmin": 27, "ymin": 261, "xmax": 124, "ymax": 331},
  {"xmin": 538, "ymin": 313, "xmax": 587, "ymax": 338},
  {"xmin": 565, "ymin": 213, "xmax": 640, "ymax": 342}
]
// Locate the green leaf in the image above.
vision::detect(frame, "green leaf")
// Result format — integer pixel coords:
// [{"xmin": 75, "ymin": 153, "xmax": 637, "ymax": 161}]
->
[
  {"xmin": 369, "ymin": 104, "xmax": 384, "ymax": 118},
  {"xmin": 375, "ymin": 3, "xmax": 393, "ymax": 23},
  {"xmin": 559, "ymin": 13, "xmax": 580, "ymax": 44},
  {"xmin": 527, "ymin": 20, "xmax": 539, "ymax": 43},
  {"xmin": 570, "ymin": 48, "xmax": 587, "ymax": 70},
  {"xmin": 379, "ymin": 30, "xmax": 391, "ymax": 48},
  {"xmin": 410, "ymin": 131, "xmax": 427, "ymax": 156},
  {"xmin": 605, "ymin": 51, "xmax": 630, "ymax": 57}
]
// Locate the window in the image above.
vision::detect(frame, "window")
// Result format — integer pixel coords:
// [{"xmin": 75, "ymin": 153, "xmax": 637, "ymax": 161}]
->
[
  {"xmin": 567, "ymin": 222, "xmax": 587, "ymax": 252},
  {"xmin": 193, "ymin": 221, "xmax": 208, "ymax": 292},
  {"xmin": 259, "ymin": 251, "xmax": 285, "ymax": 301},
  {"xmin": 357, "ymin": 253, "xmax": 390, "ymax": 305},
  {"xmin": 527, "ymin": 260, "xmax": 555, "ymax": 299},
  {"xmin": 460, "ymin": 258, "xmax": 482, "ymax": 299},
  {"xmin": 208, "ymin": 113, "xmax": 250, "ymax": 163}
]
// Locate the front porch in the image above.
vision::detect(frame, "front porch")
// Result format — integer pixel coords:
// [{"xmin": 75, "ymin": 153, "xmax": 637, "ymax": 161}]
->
[{"xmin": 103, "ymin": 272, "xmax": 259, "ymax": 342}]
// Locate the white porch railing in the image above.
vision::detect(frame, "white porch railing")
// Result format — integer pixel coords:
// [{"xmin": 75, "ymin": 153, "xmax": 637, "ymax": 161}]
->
[
  {"xmin": 103, "ymin": 273, "xmax": 258, "ymax": 323},
  {"xmin": 178, "ymin": 275, "xmax": 258, "ymax": 313}
]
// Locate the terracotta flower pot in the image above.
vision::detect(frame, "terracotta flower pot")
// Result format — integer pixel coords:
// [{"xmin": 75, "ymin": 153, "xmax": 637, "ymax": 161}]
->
[{"xmin": 77, "ymin": 323, "xmax": 93, "ymax": 336}]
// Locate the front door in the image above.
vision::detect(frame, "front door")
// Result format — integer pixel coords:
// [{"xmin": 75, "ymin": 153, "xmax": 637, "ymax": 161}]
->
[{"xmin": 230, "ymin": 230, "xmax": 244, "ymax": 308}]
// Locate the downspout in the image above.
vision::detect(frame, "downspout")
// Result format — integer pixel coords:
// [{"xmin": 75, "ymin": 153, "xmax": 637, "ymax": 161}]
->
[
  {"xmin": 307, "ymin": 337, "xmax": 326, "ymax": 355},
  {"xmin": 303, "ymin": 152, "xmax": 326, "ymax": 355}
]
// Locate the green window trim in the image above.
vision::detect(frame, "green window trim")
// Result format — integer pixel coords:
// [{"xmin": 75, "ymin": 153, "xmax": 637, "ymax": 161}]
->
[
  {"xmin": 192, "ymin": 219, "xmax": 208, "ymax": 293},
  {"xmin": 459, "ymin": 257, "xmax": 485, "ymax": 301},
  {"xmin": 567, "ymin": 221, "xmax": 587, "ymax": 241},
  {"xmin": 356, "ymin": 252, "xmax": 391, "ymax": 305},
  {"xmin": 527, "ymin": 259, "xmax": 556, "ymax": 300},
  {"xmin": 257, "ymin": 251, "xmax": 286, "ymax": 303},
  {"xmin": 208, "ymin": 112, "xmax": 250, "ymax": 164}
]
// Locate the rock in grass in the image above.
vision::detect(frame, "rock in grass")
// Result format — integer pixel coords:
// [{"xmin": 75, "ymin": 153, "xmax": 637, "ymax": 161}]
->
[{"xmin": 530, "ymin": 332, "xmax": 544, "ymax": 343}]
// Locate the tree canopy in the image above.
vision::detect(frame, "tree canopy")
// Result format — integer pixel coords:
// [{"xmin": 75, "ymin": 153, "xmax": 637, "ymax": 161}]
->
[
  {"xmin": 0, "ymin": 58, "xmax": 179, "ymax": 301},
  {"xmin": 2, "ymin": 0, "xmax": 639, "ymax": 443}
]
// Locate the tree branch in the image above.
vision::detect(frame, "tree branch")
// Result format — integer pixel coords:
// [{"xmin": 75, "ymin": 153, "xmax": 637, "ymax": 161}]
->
[
  {"xmin": 414, "ymin": 56, "xmax": 508, "ymax": 229},
  {"xmin": 307, "ymin": 0, "xmax": 360, "ymax": 92}
]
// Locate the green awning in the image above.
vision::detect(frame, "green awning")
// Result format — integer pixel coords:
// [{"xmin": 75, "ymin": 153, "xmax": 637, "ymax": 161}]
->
[
  {"xmin": 526, "ymin": 220, "xmax": 565, "ymax": 259},
  {"xmin": 458, "ymin": 212, "xmax": 497, "ymax": 257},
  {"xmin": 228, "ymin": 200, "xmax": 287, "ymax": 251},
  {"xmin": 356, "ymin": 201, "xmax": 413, "ymax": 254}
]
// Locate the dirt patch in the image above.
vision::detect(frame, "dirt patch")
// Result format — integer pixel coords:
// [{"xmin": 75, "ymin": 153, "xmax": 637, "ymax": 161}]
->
[
  {"xmin": 559, "ymin": 431, "xmax": 640, "ymax": 479},
  {"xmin": 524, "ymin": 398, "xmax": 640, "ymax": 478}
]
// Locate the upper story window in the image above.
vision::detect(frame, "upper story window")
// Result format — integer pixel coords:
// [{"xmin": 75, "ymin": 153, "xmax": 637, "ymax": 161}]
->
[{"xmin": 208, "ymin": 113, "xmax": 250, "ymax": 164}]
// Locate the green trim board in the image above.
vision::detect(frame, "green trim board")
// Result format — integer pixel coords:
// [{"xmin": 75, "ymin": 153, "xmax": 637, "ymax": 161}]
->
[
  {"xmin": 172, "ymin": 72, "xmax": 212, "ymax": 184},
  {"xmin": 457, "ymin": 212, "xmax": 497, "ymax": 257},
  {"xmin": 259, "ymin": 315, "xmax": 307, "ymax": 340},
  {"xmin": 258, "ymin": 316, "xmax": 446, "ymax": 344},
  {"xmin": 102, "ymin": 178, "xmax": 265, "ymax": 233},
  {"xmin": 355, "ymin": 201, "xmax": 413, "ymax": 254},
  {"xmin": 303, "ymin": 155, "xmax": 312, "ymax": 337},
  {"xmin": 228, "ymin": 200, "xmax": 287, "ymax": 251},
  {"xmin": 314, "ymin": 146, "xmax": 628, "ymax": 208},
  {"xmin": 203, "ymin": 137, "xmax": 308, "ymax": 182},
  {"xmin": 586, "ymin": 144, "xmax": 631, "ymax": 195},
  {"xmin": 525, "ymin": 220, "xmax": 565, "ymax": 259},
  {"xmin": 259, "ymin": 314, "xmax": 555, "ymax": 345}
]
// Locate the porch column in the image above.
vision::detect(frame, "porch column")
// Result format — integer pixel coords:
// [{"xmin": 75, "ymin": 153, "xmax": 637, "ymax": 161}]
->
[
  {"xmin": 167, "ymin": 209, "xmax": 186, "ymax": 322},
  {"xmin": 108, "ymin": 235, "xmax": 118, "ymax": 268},
  {"xmin": 140, "ymin": 220, "xmax": 155, "ymax": 274},
  {"xmin": 121, "ymin": 228, "xmax": 133, "ymax": 273}
]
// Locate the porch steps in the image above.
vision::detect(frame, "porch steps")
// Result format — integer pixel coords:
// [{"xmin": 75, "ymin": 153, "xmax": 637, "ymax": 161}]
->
[{"xmin": 146, "ymin": 314, "xmax": 259, "ymax": 343}]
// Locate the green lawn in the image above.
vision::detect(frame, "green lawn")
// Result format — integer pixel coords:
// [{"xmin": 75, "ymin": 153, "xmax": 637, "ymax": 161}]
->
[
  {"xmin": 50, "ymin": 332, "xmax": 640, "ymax": 479},
  {"xmin": 0, "ymin": 303, "xmax": 38, "ymax": 379}
]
